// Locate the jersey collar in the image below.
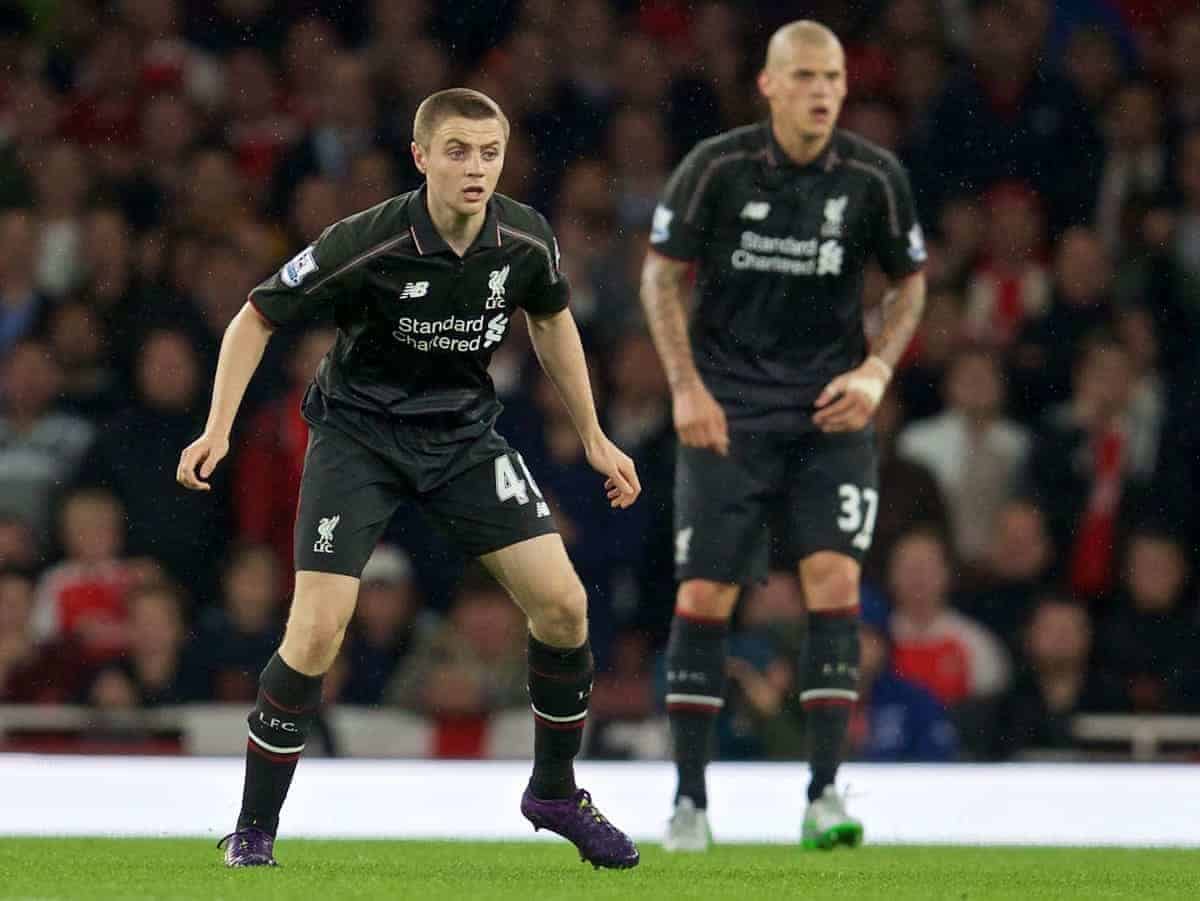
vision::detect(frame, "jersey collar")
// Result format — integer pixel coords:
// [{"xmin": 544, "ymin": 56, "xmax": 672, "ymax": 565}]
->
[
  {"xmin": 407, "ymin": 184, "xmax": 502, "ymax": 257},
  {"xmin": 762, "ymin": 120, "xmax": 841, "ymax": 174}
]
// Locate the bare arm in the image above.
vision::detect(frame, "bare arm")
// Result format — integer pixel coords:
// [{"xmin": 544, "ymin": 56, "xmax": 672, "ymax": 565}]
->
[
  {"xmin": 526, "ymin": 308, "xmax": 603, "ymax": 445},
  {"xmin": 639, "ymin": 249, "xmax": 730, "ymax": 454},
  {"xmin": 870, "ymin": 270, "xmax": 927, "ymax": 372},
  {"xmin": 813, "ymin": 270, "xmax": 926, "ymax": 433},
  {"xmin": 176, "ymin": 302, "xmax": 274, "ymax": 490},
  {"xmin": 639, "ymin": 249, "xmax": 700, "ymax": 390},
  {"xmin": 526, "ymin": 308, "xmax": 640, "ymax": 507}
]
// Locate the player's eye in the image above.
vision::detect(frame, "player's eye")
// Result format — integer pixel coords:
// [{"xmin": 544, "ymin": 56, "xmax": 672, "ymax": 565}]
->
[
  {"xmin": 483, "ymin": 149, "xmax": 499, "ymax": 161},
  {"xmin": 448, "ymin": 148, "xmax": 465, "ymax": 160}
]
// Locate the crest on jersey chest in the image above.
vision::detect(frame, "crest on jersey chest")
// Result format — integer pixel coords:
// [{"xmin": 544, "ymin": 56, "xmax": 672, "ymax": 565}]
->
[{"xmin": 821, "ymin": 195, "xmax": 848, "ymax": 238}]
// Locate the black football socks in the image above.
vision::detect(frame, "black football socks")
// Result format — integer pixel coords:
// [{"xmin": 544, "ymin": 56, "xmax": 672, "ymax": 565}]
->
[
  {"xmin": 665, "ymin": 614, "xmax": 729, "ymax": 810},
  {"xmin": 801, "ymin": 608, "xmax": 860, "ymax": 802},
  {"xmin": 237, "ymin": 653, "xmax": 324, "ymax": 835},
  {"xmin": 528, "ymin": 635, "xmax": 594, "ymax": 800}
]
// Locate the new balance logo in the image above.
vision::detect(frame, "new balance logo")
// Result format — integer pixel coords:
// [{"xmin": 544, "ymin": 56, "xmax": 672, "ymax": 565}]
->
[
  {"xmin": 483, "ymin": 313, "xmax": 508, "ymax": 348},
  {"xmin": 740, "ymin": 201, "xmax": 770, "ymax": 220},
  {"xmin": 314, "ymin": 515, "xmax": 340, "ymax": 554},
  {"xmin": 399, "ymin": 281, "xmax": 430, "ymax": 299}
]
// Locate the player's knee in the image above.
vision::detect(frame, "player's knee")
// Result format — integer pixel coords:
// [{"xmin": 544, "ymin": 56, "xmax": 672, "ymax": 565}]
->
[
  {"xmin": 531, "ymin": 577, "xmax": 588, "ymax": 647},
  {"xmin": 801, "ymin": 554, "xmax": 859, "ymax": 611},
  {"xmin": 676, "ymin": 580, "xmax": 739, "ymax": 621},
  {"xmin": 281, "ymin": 599, "xmax": 350, "ymax": 672}
]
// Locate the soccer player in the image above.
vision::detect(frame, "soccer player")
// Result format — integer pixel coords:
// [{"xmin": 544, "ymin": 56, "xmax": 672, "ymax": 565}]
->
[
  {"xmin": 177, "ymin": 89, "xmax": 641, "ymax": 870},
  {"xmin": 641, "ymin": 21, "xmax": 927, "ymax": 851}
]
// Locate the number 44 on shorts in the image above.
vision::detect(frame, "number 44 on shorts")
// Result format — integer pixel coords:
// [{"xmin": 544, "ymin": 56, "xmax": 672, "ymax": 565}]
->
[
  {"xmin": 495, "ymin": 454, "xmax": 551, "ymax": 518},
  {"xmin": 837, "ymin": 484, "xmax": 878, "ymax": 551}
]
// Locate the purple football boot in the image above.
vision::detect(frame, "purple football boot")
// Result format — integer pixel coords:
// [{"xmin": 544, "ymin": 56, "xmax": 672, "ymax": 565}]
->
[
  {"xmin": 217, "ymin": 828, "xmax": 279, "ymax": 867},
  {"xmin": 521, "ymin": 786, "xmax": 640, "ymax": 869}
]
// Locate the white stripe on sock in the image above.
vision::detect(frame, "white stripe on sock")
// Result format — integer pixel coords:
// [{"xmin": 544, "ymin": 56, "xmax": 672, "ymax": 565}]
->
[
  {"xmin": 529, "ymin": 703, "xmax": 588, "ymax": 724},
  {"xmin": 665, "ymin": 693, "xmax": 725, "ymax": 708},
  {"xmin": 800, "ymin": 689, "xmax": 859, "ymax": 702},
  {"xmin": 248, "ymin": 729, "xmax": 306, "ymax": 755}
]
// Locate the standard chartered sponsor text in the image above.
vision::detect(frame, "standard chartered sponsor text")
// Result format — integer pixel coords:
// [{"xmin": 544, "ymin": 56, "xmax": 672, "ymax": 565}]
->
[
  {"xmin": 740, "ymin": 231, "xmax": 819, "ymax": 256},
  {"xmin": 732, "ymin": 231, "xmax": 843, "ymax": 276},
  {"xmin": 393, "ymin": 314, "xmax": 493, "ymax": 352}
]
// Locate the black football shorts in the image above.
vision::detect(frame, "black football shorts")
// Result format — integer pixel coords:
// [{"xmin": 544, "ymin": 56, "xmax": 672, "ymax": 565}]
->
[
  {"xmin": 293, "ymin": 422, "xmax": 558, "ymax": 577},
  {"xmin": 673, "ymin": 428, "xmax": 879, "ymax": 585}
]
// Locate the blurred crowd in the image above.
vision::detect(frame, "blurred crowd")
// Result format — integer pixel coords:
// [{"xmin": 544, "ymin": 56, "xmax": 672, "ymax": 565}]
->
[{"xmin": 2, "ymin": 0, "xmax": 1200, "ymax": 762}]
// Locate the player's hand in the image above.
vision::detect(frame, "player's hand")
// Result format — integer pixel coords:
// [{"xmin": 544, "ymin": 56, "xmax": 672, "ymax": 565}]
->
[
  {"xmin": 813, "ymin": 356, "xmax": 892, "ymax": 433},
  {"xmin": 672, "ymin": 379, "xmax": 730, "ymax": 456},
  {"xmin": 176, "ymin": 432, "xmax": 229, "ymax": 491},
  {"xmin": 584, "ymin": 433, "xmax": 641, "ymax": 509}
]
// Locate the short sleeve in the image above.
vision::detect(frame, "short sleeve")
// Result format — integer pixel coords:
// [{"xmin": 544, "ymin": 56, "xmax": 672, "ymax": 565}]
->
[
  {"xmin": 518, "ymin": 215, "xmax": 570, "ymax": 317},
  {"xmin": 648, "ymin": 143, "xmax": 719, "ymax": 261},
  {"xmin": 871, "ymin": 157, "xmax": 927, "ymax": 280},
  {"xmin": 248, "ymin": 217, "xmax": 367, "ymax": 327}
]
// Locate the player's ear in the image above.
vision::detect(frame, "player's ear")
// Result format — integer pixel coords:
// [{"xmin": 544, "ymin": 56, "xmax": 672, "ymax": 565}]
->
[
  {"xmin": 411, "ymin": 141, "xmax": 427, "ymax": 175},
  {"xmin": 756, "ymin": 68, "xmax": 772, "ymax": 100}
]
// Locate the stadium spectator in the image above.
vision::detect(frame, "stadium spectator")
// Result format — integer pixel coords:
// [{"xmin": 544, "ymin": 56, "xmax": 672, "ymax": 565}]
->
[
  {"xmin": 887, "ymin": 529, "xmax": 1011, "ymax": 707},
  {"xmin": 31, "ymin": 142, "xmax": 91, "ymax": 298},
  {"xmin": 916, "ymin": 0, "xmax": 1099, "ymax": 229},
  {"xmin": 960, "ymin": 499, "xmax": 1055, "ymax": 651},
  {"xmin": 122, "ymin": 91, "xmax": 202, "ymax": 231},
  {"xmin": 75, "ymin": 329, "xmax": 229, "ymax": 595},
  {"xmin": 46, "ymin": 301, "xmax": 126, "ymax": 421},
  {"xmin": 990, "ymin": 597, "xmax": 1117, "ymax": 758},
  {"xmin": 0, "ymin": 339, "xmax": 95, "ymax": 544},
  {"xmin": 339, "ymin": 544, "xmax": 427, "ymax": 707},
  {"xmin": 0, "ymin": 208, "xmax": 50, "ymax": 356},
  {"xmin": 1026, "ymin": 335, "xmax": 1161, "ymax": 600},
  {"xmin": 84, "ymin": 580, "xmax": 203, "ymax": 709},
  {"xmin": 1093, "ymin": 530, "xmax": 1199, "ymax": 713},
  {"xmin": 851, "ymin": 596, "xmax": 959, "ymax": 762},
  {"xmin": 1168, "ymin": 129, "xmax": 1200, "ymax": 282},
  {"xmin": 191, "ymin": 542, "xmax": 284, "ymax": 702},
  {"xmin": 0, "ymin": 515, "xmax": 39, "ymax": 573},
  {"xmin": 1009, "ymin": 228, "xmax": 1115, "ymax": 419},
  {"xmin": 963, "ymin": 183, "xmax": 1051, "ymax": 348},
  {"xmin": 897, "ymin": 348, "xmax": 1031, "ymax": 565},
  {"xmin": 718, "ymin": 573, "xmax": 805, "ymax": 762},
  {"xmin": 0, "ymin": 570, "xmax": 84, "ymax": 703},
  {"xmin": 31, "ymin": 487, "xmax": 154, "ymax": 660},
  {"xmin": 269, "ymin": 53, "xmax": 381, "ymax": 218},
  {"xmin": 387, "ymin": 566, "xmax": 527, "ymax": 757},
  {"xmin": 1094, "ymin": 83, "xmax": 1167, "ymax": 255}
]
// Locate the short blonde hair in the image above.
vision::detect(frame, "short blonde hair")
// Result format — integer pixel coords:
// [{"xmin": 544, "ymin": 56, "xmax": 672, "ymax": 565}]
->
[
  {"xmin": 413, "ymin": 88, "xmax": 510, "ymax": 147},
  {"xmin": 764, "ymin": 20, "xmax": 843, "ymax": 71}
]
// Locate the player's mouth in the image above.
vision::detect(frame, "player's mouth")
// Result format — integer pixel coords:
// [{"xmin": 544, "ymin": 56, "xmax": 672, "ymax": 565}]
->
[
  {"xmin": 463, "ymin": 185, "xmax": 486, "ymax": 202},
  {"xmin": 810, "ymin": 105, "xmax": 831, "ymax": 123}
]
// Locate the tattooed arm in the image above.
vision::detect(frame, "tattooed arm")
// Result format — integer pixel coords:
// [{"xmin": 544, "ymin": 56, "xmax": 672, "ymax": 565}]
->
[
  {"xmin": 813, "ymin": 270, "xmax": 926, "ymax": 433},
  {"xmin": 640, "ymin": 249, "xmax": 729, "ymax": 455},
  {"xmin": 870, "ymin": 270, "xmax": 927, "ymax": 372}
]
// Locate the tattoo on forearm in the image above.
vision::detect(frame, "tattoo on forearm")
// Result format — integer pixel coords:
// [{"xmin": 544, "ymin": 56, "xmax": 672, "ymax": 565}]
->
[
  {"xmin": 640, "ymin": 255, "xmax": 699, "ymax": 389},
  {"xmin": 872, "ymin": 278, "xmax": 926, "ymax": 370}
]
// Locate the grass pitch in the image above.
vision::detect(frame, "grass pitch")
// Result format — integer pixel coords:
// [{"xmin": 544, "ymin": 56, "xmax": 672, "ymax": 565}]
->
[{"xmin": 0, "ymin": 839, "xmax": 1194, "ymax": 900}]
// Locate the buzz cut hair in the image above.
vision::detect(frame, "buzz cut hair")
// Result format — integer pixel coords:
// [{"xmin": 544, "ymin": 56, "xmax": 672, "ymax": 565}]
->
[
  {"xmin": 765, "ymin": 19, "xmax": 843, "ymax": 69},
  {"xmin": 412, "ymin": 88, "xmax": 510, "ymax": 148}
]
